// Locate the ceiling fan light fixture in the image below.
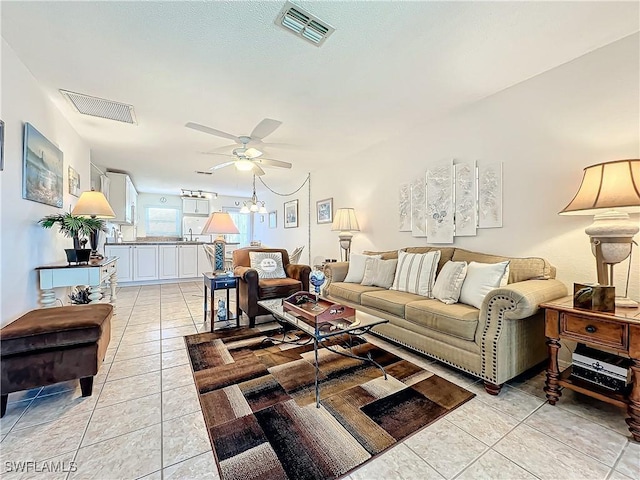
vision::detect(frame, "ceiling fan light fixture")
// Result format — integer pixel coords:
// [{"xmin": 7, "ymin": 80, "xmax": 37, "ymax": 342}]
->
[{"xmin": 235, "ymin": 159, "xmax": 254, "ymax": 171}]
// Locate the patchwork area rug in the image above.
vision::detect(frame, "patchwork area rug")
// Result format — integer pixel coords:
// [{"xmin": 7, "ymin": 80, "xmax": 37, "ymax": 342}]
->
[{"xmin": 185, "ymin": 327, "xmax": 474, "ymax": 480}]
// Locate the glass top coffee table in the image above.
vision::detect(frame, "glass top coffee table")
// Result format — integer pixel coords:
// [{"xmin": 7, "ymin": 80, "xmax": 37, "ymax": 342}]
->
[{"xmin": 258, "ymin": 297, "xmax": 389, "ymax": 408}]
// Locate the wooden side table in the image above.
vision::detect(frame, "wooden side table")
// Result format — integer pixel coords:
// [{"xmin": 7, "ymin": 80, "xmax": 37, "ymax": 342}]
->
[
  {"xmin": 203, "ymin": 273, "xmax": 240, "ymax": 331},
  {"xmin": 541, "ymin": 296, "xmax": 640, "ymax": 441}
]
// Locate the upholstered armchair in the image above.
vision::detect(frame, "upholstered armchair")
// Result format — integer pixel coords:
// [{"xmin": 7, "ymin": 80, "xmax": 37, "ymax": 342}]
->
[{"xmin": 233, "ymin": 248, "xmax": 311, "ymax": 327}]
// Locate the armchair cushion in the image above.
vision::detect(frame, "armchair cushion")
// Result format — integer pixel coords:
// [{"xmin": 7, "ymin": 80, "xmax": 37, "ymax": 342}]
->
[{"xmin": 259, "ymin": 278, "xmax": 303, "ymax": 299}]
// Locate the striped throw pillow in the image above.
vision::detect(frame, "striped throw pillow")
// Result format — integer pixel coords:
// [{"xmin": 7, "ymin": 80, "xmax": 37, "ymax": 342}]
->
[{"xmin": 391, "ymin": 250, "xmax": 441, "ymax": 297}]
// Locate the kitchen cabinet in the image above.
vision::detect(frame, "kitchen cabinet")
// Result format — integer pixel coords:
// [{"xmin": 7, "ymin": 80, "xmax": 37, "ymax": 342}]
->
[
  {"xmin": 107, "ymin": 172, "xmax": 138, "ymax": 224},
  {"xmin": 105, "ymin": 245, "xmax": 133, "ymax": 283},
  {"xmin": 133, "ymin": 245, "xmax": 159, "ymax": 281},
  {"xmin": 179, "ymin": 245, "xmax": 198, "ymax": 278},
  {"xmin": 159, "ymin": 245, "xmax": 179, "ymax": 279},
  {"xmin": 182, "ymin": 198, "xmax": 210, "ymax": 216}
]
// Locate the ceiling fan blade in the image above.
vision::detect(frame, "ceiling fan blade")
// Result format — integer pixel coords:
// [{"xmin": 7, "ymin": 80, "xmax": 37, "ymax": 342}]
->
[
  {"xmin": 256, "ymin": 158, "xmax": 292, "ymax": 169},
  {"xmin": 198, "ymin": 151, "xmax": 234, "ymax": 157},
  {"xmin": 209, "ymin": 161, "xmax": 236, "ymax": 171},
  {"xmin": 252, "ymin": 165, "xmax": 266, "ymax": 176},
  {"xmin": 259, "ymin": 142, "xmax": 300, "ymax": 151},
  {"xmin": 210, "ymin": 143, "xmax": 240, "ymax": 152},
  {"xmin": 185, "ymin": 122, "xmax": 240, "ymax": 142},
  {"xmin": 245, "ymin": 147, "xmax": 263, "ymax": 159},
  {"xmin": 250, "ymin": 119, "xmax": 282, "ymax": 141}
]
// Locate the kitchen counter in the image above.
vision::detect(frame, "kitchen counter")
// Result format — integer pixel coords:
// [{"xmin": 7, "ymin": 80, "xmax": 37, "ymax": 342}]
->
[{"xmin": 106, "ymin": 241, "xmax": 211, "ymax": 245}]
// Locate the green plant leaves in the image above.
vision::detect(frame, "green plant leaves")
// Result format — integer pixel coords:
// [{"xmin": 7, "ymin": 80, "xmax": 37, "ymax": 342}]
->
[{"xmin": 38, "ymin": 213, "xmax": 106, "ymax": 238}]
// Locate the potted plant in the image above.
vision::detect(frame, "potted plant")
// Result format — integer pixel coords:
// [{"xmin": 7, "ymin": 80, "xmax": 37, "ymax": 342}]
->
[{"xmin": 38, "ymin": 213, "xmax": 106, "ymax": 264}]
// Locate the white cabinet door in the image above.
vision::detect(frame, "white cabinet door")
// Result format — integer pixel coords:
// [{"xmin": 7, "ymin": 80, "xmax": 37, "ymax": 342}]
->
[
  {"xmin": 197, "ymin": 245, "xmax": 212, "ymax": 276},
  {"xmin": 196, "ymin": 199, "xmax": 210, "ymax": 215},
  {"xmin": 105, "ymin": 245, "xmax": 133, "ymax": 282},
  {"xmin": 179, "ymin": 245, "xmax": 198, "ymax": 278},
  {"xmin": 133, "ymin": 245, "xmax": 159, "ymax": 281},
  {"xmin": 159, "ymin": 245, "xmax": 179, "ymax": 279},
  {"xmin": 183, "ymin": 198, "xmax": 197, "ymax": 215}
]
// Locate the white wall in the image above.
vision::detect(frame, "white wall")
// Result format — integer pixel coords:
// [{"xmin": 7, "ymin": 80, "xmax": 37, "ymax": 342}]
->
[
  {"xmin": 1, "ymin": 39, "xmax": 91, "ymax": 325},
  {"xmin": 272, "ymin": 34, "xmax": 640, "ymax": 300}
]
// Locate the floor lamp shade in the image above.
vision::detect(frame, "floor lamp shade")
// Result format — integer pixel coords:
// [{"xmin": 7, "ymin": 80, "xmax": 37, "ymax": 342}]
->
[
  {"xmin": 331, "ymin": 208, "xmax": 360, "ymax": 261},
  {"xmin": 201, "ymin": 212, "xmax": 240, "ymax": 272},
  {"xmin": 71, "ymin": 190, "xmax": 116, "ymax": 258},
  {"xmin": 560, "ymin": 159, "xmax": 640, "ymax": 303}
]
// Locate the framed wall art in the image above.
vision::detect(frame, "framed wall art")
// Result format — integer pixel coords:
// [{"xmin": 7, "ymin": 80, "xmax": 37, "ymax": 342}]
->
[
  {"xmin": 23, "ymin": 123, "xmax": 64, "ymax": 208},
  {"xmin": 0, "ymin": 119, "xmax": 4, "ymax": 172},
  {"xmin": 284, "ymin": 199, "xmax": 298, "ymax": 228},
  {"xmin": 316, "ymin": 197, "xmax": 333, "ymax": 224},
  {"xmin": 68, "ymin": 166, "xmax": 80, "ymax": 197},
  {"xmin": 268, "ymin": 211, "xmax": 277, "ymax": 229}
]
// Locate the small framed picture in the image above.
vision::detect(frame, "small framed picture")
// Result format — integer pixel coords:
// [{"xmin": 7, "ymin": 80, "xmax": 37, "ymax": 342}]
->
[
  {"xmin": 268, "ymin": 211, "xmax": 277, "ymax": 229},
  {"xmin": 68, "ymin": 166, "xmax": 80, "ymax": 197},
  {"xmin": 284, "ymin": 199, "xmax": 298, "ymax": 228},
  {"xmin": 316, "ymin": 197, "xmax": 333, "ymax": 224}
]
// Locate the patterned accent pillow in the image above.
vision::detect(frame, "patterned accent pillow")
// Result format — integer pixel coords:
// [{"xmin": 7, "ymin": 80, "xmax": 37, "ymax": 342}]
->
[
  {"xmin": 361, "ymin": 258, "xmax": 398, "ymax": 289},
  {"xmin": 432, "ymin": 261, "xmax": 468, "ymax": 305},
  {"xmin": 391, "ymin": 250, "xmax": 441, "ymax": 297},
  {"xmin": 249, "ymin": 252, "xmax": 287, "ymax": 279}
]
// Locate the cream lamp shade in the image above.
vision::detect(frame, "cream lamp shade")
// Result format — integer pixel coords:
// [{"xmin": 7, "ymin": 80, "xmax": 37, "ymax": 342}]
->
[
  {"xmin": 71, "ymin": 191, "xmax": 116, "ymax": 218},
  {"xmin": 201, "ymin": 212, "xmax": 239, "ymax": 273},
  {"xmin": 331, "ymin": 208, "xmax": 360, "ymax": 261},
  {"xmin": 560, "ymin": 159, "xmax": 640, "ymax": 306}
]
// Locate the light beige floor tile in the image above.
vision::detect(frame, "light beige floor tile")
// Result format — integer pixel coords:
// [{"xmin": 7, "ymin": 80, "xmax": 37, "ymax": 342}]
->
[
  {"xmin": 0, "ymin": 412, "xmax": 91, "ymax": 463},
  {"xmin": 0, "ymin": 451, "xmax": 76, "ymax": 480},
  {"xmin": 113, "ymin": 340, "xmax": 161, "ymax": 361},
  {"xmin": 615, "ymin": 441, "xmax": 640, "ymax": 479},
  {"xmin": 13, "ymin": 389, "xmax": 99, "ymax": 430},
  {"xmin": 162, "ymin": 336, "xmax": 188, "ymax": 352},
  {"xmin": 71, "ymin": 424, "xmax": 162, "ymax": 479},
  {"xmin": 456, "ymin": 449, "xmax": 538, "ymax": 480},
  {"xmin": 37, "ymin": 380, "xmax": 82, "ymax": 398},
  {"xmin": 351, "ymin": 444, "xmax": 443, "ymax": 480},
  {"xmin": 103, "ymin": 347, "xmax": 118, "ymax": 364},
  {"xmin": 525, "ymin": 403, "xmax": 627, "ymax": 466},
  {"xmin": 555, "ymin": 388, "xmax": 631, "ymax": 437},
  {"xmin": 107, "ymin": 353, "xmax": 162, "ymax": 382},
  {"xmin": 162, "ymin": 348, "xmax": 190, "ymax": 369},
  {"xmin": 124, "ymin": 322, "xmax": 161, "ymax": 335},
  {"xmin": 119, "ymin": 330, "xmax": 162, "ymax": 346},
  {"xmin": 162, "ymin": 384, "xmax": 201, "ymax": 421},
  {"xmin": 405, "ymin": 419, "xmax": 488, "ymax": 479},
  {"xmin": 161, "ymin": 317, "xmax": 195, "ymax": 329},
  {"xmin": 162, "ymin": 364, "xmax": 195, "ymax": 390},
  {"xmin": 466, "ymin": 383, "xmax": 545, "ymax": 421},
  {"xmin": 161, "ymin": 325, "xmax": 198, "ymax": 339},
  {"xmin": 445, "ymin": 398, "xmax": 519, "ymax": 446},
  {"xmin": 0, "ymin": 399, "xmax": 32, "ymax": 435},
  {"xmin": 163, "ymin": 451, "xmax": 218, "ymax": 479},
  {"xmin": 82, "ymin": 393, "xmax": 161, "ymax": 446},
  {"xmin": 508, "ymin": 371, "xmax": 547, "ymax": 400},
  {"xmin": 139, "ymin": 470, "xmax": 163, "ymax": 480},
  {"xmin": 7, "ymin": 388, "xmax": 41, "ymax": 404},
  {"xmin": 422, "ymin": 361, "xmax": 479, "ymax": 388},
  {"xmin": 97, "ymin": 371, "xmax": 161, "ymax": 408},
  {"xmin": 162, "ymin": 412, "xmax": 211, "ymax": 467},
  {"xmin": 494, "ymin": 424, "xmax": 610, "ymax": 479},
  {"xmin": 161, "ymin": 311, "xmax": 193, "ymax": 321},
  {"xmin": 610, "ymin": 471, "xmax": 635, "ymax": 480},
  {"xmin": 127, "ymin": 315, "xmax": 161, "ymax": 326}
]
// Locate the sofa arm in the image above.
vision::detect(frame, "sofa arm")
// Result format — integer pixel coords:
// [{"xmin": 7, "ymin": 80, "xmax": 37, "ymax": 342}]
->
[
  {"xmin": 483, "ymin": 279, "xmax": 568, "ymax": 320},
  {"xmin": 324, "ymin": 262, "xmax": 349, "ymax": 285},
  {"xmin": 285, "ymin": 264, "xmax": 312, "ymax": 291},
  {"xmin": 234, "ymin": 266, "xmax": 258, "ymax": 284}
]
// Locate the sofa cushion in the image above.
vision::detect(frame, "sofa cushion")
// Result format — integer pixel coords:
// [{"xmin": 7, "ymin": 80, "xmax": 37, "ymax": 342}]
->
[
  {"xmin": 0, "ymin": 304, "xmax": 113, "ymax": 356},
  {"xmin": 361, "ymin": 258, "xmax": 398, "ymax": 288},
  {"xmin": 344, "ymin": 253, "xmax": 381, "ymax": 283},
  {"xmin": 258, "ymin": 278, "xmax": 302, "ymax": 299},
  {"xmin": 327, "ymin": 282, "xmax": 385, "ymax": 304},
  {"xmin": 405, "ymin": 300, "xmax": 479, "ymax": 341},
  {"xmin": 451, "ymin": 249, "xmax": 552, "ymax": 283},
  {"xmin": 361, "ymin": 290, "xmax": 425, "ymax": 317}
]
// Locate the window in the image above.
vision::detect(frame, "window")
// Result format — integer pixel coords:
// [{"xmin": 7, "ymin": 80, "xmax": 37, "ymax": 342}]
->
[
  {"xmin": 223, "ymin": 208, "xmax": 251, "ymax": 247},
  {"xmin": 145, "ymin": 206, "xmax": 181, "ymax": 237}
]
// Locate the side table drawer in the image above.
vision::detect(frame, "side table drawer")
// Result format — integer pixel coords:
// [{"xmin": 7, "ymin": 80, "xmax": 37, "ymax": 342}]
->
[
  {"xmin": 213, "ymin": 278, "xmax": 237, "ymax": 289},
  {"xmin": 560, "ymin": 312, "xmax": 628, "ymax": 349}
]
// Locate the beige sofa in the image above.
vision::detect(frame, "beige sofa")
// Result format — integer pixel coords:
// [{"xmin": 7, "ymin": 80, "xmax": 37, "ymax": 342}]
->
[{"xmin": 323, "ymin": 247, "xmax": 567, "ymax": 394}]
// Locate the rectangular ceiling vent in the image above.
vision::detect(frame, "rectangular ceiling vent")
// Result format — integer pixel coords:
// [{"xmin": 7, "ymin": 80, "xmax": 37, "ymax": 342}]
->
[
  {"xmin": 275, "ymin": 2, "xmax": 335, "ymax": 47},
  {"xmin": 60, "ymin": 90, "xmax": 137, "ymax": 124}
]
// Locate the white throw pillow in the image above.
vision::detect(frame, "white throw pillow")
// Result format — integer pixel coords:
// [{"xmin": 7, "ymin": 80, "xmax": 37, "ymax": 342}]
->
[
  {"xmin": 390, "ymin": 250, "xmax": 441, "ymax": 298},
  {"xmin": 361, "ymin": 258, "xmax": 398, "ymax": 289},
  {"xmin": 249, "ymin": 251, "xmax": 287, "ymax": 279},
  {"xmin": 344, "ymin": 253, "xmax": 381, "ymax": 283},
  {"xmin": 433, "ymin": 261, "xmax": 468, "ymax": 305},
  {"xmin": 459, "ymin": 261, "xmax": 510, "ymax": 309}
]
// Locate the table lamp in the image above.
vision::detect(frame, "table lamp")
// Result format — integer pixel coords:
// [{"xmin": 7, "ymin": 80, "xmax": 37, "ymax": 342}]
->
[
  {"xmin": 201, "ymin": 212, "xmax": 239, "ymax": 273},
  {"xmin": 331, "ymin": 208, "xmax": 360, "ymax": 261},
  {"xmin": 71, "ymin": 190, "xmax": 116, "ymax": 259},
  {"xmin": 559, "ymin": 159, "xmax": 640, "ymax": 306}
]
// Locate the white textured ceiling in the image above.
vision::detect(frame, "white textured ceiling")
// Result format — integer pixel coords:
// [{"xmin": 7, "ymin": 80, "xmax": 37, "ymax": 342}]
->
[{"xmin": 2, "ymin": 1, "xmax": 638, "ymax": 196}]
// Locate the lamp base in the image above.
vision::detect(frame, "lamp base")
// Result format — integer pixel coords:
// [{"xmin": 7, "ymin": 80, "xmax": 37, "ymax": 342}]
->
[{"xmin": 615, "ymin": 296, "xmax": 638, "ymax": 308}]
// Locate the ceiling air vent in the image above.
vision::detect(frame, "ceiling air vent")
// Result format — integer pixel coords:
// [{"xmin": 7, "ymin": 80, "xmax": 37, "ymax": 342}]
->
[
  {"xmin": 60, "ymin": 90, "xmax": 137, "ymax": 124},
  {"xmin": 195, "ymin": 170, "xmax": 213, "ymax": 176},
  {"xmin": 275, "ymin": 2, "xmax": 335, "ymax": 47}
]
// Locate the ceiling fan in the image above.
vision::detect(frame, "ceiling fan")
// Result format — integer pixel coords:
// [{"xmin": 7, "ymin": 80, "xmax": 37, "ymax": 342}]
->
[{"xmin": 185, "ymin": 118, "xmax": 293, "ymax": 175}]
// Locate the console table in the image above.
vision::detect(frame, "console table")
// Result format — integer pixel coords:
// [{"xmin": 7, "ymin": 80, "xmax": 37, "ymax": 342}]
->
[
  {"xmin": 541, "ymin": 296, "xmax": 640, "ymax": 441},
  {"xmin": 36, "ymin": 257, "xmax": 118, "ymax": 307}
]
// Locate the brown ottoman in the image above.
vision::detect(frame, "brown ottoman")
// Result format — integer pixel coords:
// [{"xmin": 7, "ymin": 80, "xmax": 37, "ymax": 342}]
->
[{"xmin": 0, "ymin": 304, "xmax": 112, "ymax": 417}]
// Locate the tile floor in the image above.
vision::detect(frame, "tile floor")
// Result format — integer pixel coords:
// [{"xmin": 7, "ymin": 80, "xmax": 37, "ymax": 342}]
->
[{"xmin": 1, "ymin": 282, "xmax": 639, "ymax": 480}]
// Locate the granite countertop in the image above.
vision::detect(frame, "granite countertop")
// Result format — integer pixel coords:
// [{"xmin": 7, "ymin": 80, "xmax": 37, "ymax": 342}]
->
[{"xmin": 106, "ymin": 241, "xmax": 210, "ymax": 245}]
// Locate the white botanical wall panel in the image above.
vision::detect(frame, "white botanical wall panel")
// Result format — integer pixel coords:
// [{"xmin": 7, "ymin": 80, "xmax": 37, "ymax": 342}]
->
[
  {"xmin": 410, "ymin": 177, "xmax": 426, "ymax": 237},
  {"xmin": 398, "ymin": 183, "xmax": 411, "ymax": 232},
  {"xmin": 454, "ymin": 161, "xmax": 477, "ymax": 236},
  {"xmin": 478, "ymin": 162, "xmax": 503, "ymax": 228},
  {"xmin": 426, "ymin": 159, "xmax": 454, "ymax": 243}
]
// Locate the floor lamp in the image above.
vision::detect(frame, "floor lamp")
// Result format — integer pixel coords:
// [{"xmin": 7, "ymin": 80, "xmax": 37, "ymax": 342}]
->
[
  {"xmin": 201, "ymin": 212, "xmax": 240, "ymax": 274},
  {"xmin": 71, "ymin": 190, "xmax": 116, "ymax": 259},
  {"xmin": 560, "ymin": 159, "xmax": 640, "ymax": 307},
  {"xmin": 331, "ymin": 208, "xmax": 360, "ymax": 261}
]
